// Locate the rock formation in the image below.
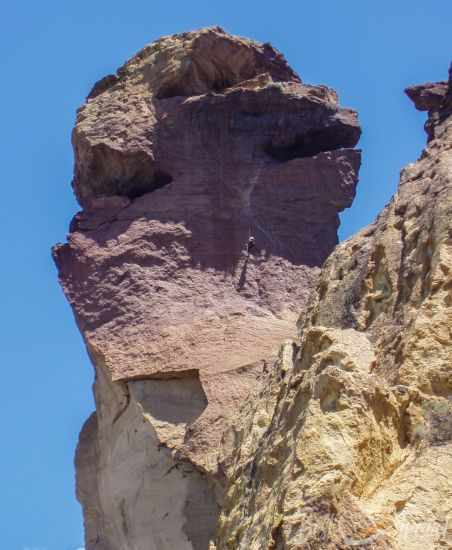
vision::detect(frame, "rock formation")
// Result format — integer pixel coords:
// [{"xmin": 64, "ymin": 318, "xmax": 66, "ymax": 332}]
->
[
  {"xmin": 53, "ymin": 27, "xmax": 361, "ymax": 550},
  {"xmin": 214, "ymin": 67, "xmax": 452, "ymax": 549}
]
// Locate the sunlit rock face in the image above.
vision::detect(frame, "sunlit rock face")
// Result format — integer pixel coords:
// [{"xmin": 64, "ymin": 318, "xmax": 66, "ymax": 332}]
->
[
  {"xmin": 215, "ymin": 66, "xmax": 452, "ymax": 550},
  {"xmin": 53, "ymin": 26, "xmax": 362, "ymax": 550}
]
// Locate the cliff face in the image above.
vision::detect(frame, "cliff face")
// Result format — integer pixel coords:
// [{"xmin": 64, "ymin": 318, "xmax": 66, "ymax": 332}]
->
[
  {"xmin": 215, "ymin": 69, "xmax": 452, "ymax": 549},
  {"xmin": 53, "ymin": 28, "xmax": 361, "ymax": 550}
]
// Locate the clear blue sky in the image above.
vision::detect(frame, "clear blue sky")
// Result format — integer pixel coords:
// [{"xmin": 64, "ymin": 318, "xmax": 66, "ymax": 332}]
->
[{"xmin": 0, "ymin": 1, "xmax": 450, "ymax": 549}]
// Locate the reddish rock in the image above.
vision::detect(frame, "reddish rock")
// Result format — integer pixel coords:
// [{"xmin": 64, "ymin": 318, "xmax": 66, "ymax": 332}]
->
[
  {"xmin": 405, "ymin": 64, "xmax": 452, "ymax": 141},
  {"xmin": 53, "ymin": 27, "xmax": 361, "ymax": 550},
  {"xmin": 405, "ymin": 80, "xmax": 448, "ymax": 111}
]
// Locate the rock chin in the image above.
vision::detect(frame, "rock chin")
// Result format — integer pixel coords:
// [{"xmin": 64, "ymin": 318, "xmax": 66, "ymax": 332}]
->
[
  {"xmin": 53, "ymin": 26, "xmax": 363, "ymax": 550},
  {"xmin": 215, "ymin": 65, "xmax": 452, "ymax": 549}
]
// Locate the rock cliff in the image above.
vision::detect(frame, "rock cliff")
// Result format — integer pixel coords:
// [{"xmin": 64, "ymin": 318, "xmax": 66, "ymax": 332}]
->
[
  {"xmin": 214, "ymin": 67, "xmax": 452, "ymax": 549},
  {"xmin": 53, "ymin": 27, "xmax": 361, "ymax": 550},
  {"xmin": 55, "ymin": 24, "xmax": 452, "ymax": 550}
]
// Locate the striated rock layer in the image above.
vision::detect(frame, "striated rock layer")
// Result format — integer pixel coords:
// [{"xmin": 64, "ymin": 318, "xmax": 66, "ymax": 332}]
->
[
  {"xmin": 215, "ymin": 67, "xmax": 452, "ymax": 549},
  {"xmin": 53, "ymin": 27, "xmax": 361, "ymax": 549}
]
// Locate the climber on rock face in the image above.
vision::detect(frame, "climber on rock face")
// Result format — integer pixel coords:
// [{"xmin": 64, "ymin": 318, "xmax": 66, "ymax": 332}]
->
[{"xmin": 247, "ymin": 236, "xmax": 256, "ymax": 253}]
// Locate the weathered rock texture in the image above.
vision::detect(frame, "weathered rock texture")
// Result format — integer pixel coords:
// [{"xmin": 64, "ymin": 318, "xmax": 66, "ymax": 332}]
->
[
  {"xmin": 215, "ymin": 67, "xmax": 452, "ymax": 549},
  {"xmin": 53, "ymin": 27, "xmax": 361, "ymax": 550}
]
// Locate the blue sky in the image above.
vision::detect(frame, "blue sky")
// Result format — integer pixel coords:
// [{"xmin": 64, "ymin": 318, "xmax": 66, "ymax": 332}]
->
[{"xmin": 0, "ymin": 1, "xmax": 450, "ymax": 549}]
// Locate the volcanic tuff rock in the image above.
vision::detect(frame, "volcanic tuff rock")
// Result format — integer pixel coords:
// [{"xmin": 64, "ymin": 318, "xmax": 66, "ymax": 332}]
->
[
  {"xmin": 53, "ymin": 27, "xmax": 361, "ymax": 550},
  {"xmin": 214, "ymin": 67, "xmax": 452, "ymax": 549}
]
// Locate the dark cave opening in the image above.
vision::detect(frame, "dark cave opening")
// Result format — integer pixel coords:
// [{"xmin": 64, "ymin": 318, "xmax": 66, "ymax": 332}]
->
[
  {"xmin": 156, "ymin": 76, "xmax": 235, "ymax": 99},
  {"xmin": 265, "ymin": 125, "xmax": 361, "ymax": 162},
  {"xmin": 117, "ymin": 170, "xmax": 173, "ymax": 199}
]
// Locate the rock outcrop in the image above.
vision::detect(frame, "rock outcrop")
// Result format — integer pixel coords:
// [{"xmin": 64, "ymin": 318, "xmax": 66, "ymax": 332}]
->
[
  {"xmin": 215, "ymin": 67, "xmax": 452, "ymax": 549},
  {"xmin": 53, "ymin": 28, "xmax": 361, "ymax": 550}
]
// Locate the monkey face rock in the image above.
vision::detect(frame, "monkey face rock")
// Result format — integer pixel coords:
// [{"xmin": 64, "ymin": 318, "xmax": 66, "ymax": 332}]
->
[{"xmin": 53, "ymin": 27, "xmax": 360, "ymax": 550}]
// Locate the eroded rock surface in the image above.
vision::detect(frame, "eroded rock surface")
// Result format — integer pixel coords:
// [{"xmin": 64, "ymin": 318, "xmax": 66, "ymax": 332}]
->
[
  {"xmin": 215, "ymin": 66, "xmax": 452, "ymax": 549},
  {"xmin": 53, "ymin": 27, "xmax": 361, "ymax": 550}
]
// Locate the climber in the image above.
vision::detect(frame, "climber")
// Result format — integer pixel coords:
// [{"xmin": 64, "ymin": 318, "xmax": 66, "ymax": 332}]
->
[{"xmin": 247, "ymin": 236, "xmax": 256, "ymax": 253}]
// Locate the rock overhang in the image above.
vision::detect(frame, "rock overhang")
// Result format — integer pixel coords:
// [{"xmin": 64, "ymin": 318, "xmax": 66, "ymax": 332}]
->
[{"xmin": 72, "ymin": 27, "xmax": 361, "ymax": 207}]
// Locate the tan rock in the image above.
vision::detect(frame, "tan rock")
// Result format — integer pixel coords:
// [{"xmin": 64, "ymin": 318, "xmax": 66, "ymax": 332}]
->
[{"xmin": 215, "ymin": 65, "xmax": 452, "ymax": 549}]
